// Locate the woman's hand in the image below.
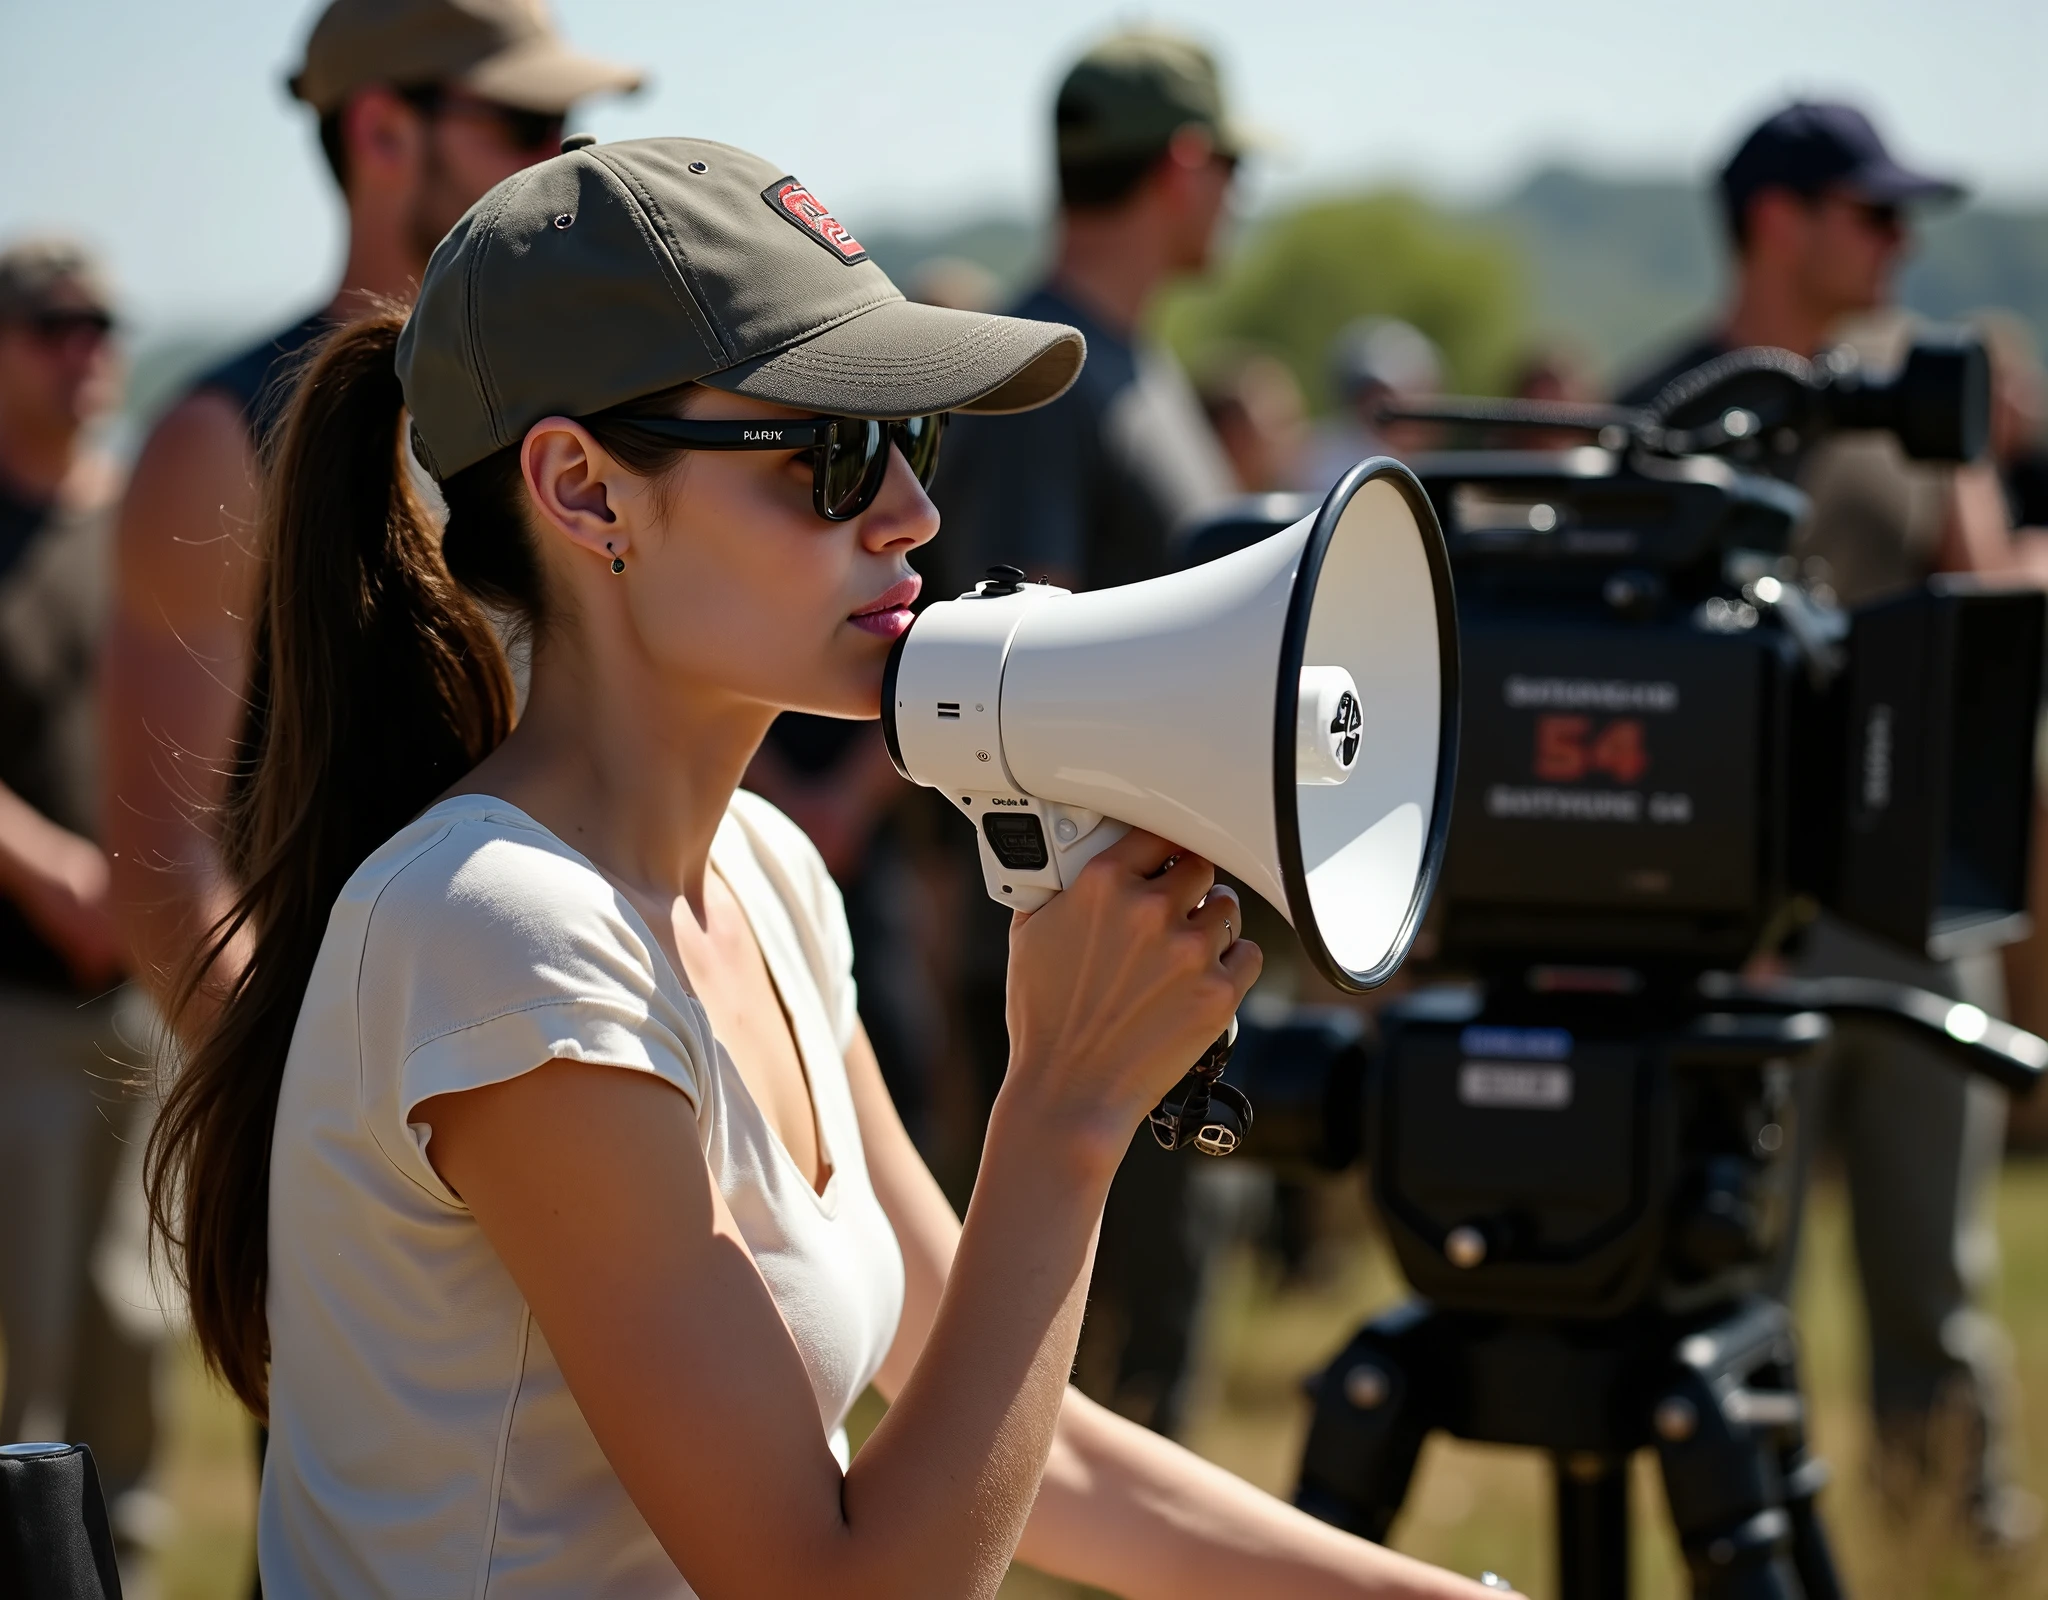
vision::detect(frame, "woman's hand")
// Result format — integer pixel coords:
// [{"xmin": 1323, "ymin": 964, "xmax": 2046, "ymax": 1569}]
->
[{"xmin": 999, "ymin": 828, "xmax": 1260, "ymax": 1173}]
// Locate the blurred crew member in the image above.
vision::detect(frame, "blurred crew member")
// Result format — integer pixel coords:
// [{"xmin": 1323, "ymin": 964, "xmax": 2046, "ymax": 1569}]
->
[
  {"xmin": 0, "ymin": 237, "xmax": 159, "ymax": 1549},
  {"xmin": 1619, "ymin": 103, "xmax": 1957, "ymax": 407},
  {"xmin": 929, "ymin": 30, "xmax": 1238, "ymax": 595},
  {"xmin": 927, "ymin": 29, "xmax": 1241, "ymax": 1437},
  {"xmin": 1301, "ymin": 316, "xmax": 1441, "ymax": 492},
  {"xmin": 1195, "ymin": 346, "xmax": 1310, "ymax": 493},
  {"xmin": 1619, "ymin": 102, "xmax": 2038, "ymax": 1551},
  {"xmin": 1973, "ymin": 309, "xmax": 2048, "ymax": 533},
  {"xmin": 103, "ymin": 0, "xmax": 640, "ymax": 1023},
  {"xmin": 1971, "ymin": 310, "xmax": 2048, "ymax": 1148},
  {"xmin": 1490, "ymin": 344, "xmax": 1597, "ymax": 450}
]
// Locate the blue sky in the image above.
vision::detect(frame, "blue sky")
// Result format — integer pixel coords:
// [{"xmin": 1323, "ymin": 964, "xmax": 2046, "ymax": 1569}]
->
[{"xmin": 6, "ymin": 0, "xmax": 2046, "ymax": 329}]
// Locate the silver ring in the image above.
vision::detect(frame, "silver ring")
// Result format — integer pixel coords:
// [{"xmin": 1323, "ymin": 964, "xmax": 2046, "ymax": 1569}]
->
[{"xmin": 1222, "ymin": 917, "xmax": 1233, "ymax": 944}]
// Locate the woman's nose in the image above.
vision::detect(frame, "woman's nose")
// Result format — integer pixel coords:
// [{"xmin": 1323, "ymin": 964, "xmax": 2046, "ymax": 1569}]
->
[{"xmin": 862, "ymin": 444, "xmax": 941, "ymax": 554}]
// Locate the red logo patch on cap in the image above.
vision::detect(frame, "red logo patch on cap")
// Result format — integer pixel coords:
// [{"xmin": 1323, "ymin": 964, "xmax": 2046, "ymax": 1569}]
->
[{"xmin": 762, "ymin": 177, "xmax": 868, "ymax": 264}]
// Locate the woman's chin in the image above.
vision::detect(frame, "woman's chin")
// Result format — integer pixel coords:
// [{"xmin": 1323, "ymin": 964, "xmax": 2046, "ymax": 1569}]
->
[{"xmin": 784, "ymin": 671, "xmax": 883, "ymax": 723}]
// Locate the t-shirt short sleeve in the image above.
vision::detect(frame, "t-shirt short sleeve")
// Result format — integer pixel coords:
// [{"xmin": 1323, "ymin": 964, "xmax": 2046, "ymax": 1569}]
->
[
  {"xmin": 726, "ymin": 792, "xmax": 861, "ymax": 1053},
  {"xmin": 353, "ymin": 818, "xmax": 712, "ymax": 1204}
]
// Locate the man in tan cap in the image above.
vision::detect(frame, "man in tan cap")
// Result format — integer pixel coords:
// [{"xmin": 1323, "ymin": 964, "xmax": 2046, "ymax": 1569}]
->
[{"xmin": 103, "ymin": 0, "xmax": 640, "ymax": 1020}]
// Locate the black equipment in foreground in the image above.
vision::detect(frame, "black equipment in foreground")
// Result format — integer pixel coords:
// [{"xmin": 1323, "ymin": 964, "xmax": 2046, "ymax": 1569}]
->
[
  {"xmin": 0, "ymin": 1442, "xmax": 123, "ymax": 1599},
  {"xmin": 1188, "ymin": 330, "xmax": 2048, "ymax": 1599}
]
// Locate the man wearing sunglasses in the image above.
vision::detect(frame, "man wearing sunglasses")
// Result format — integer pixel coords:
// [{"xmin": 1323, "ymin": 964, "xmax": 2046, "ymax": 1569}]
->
[
  {"xmin": 1616, "ymin": 101, "xmax": 1960, "ymax": 410},
  {"xmin": 1618, "ymin": 104, "xmax": 2040, "ymax": 1556},
  {"xmin": 104, "ymin": 0, "xmax": 641, "ymax": 1028},
  {"xmin": 0, "ymin": 236, "xmax": 161, "ymax": 1572},
  {"xmin": 923, "ymin": 30, "xmax": 1245, "ymax": 1444}
]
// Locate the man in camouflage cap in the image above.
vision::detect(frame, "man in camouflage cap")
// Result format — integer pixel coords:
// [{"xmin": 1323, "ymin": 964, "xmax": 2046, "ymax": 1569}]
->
[{"xmin": 926, "ymin": 28, "xmax": 1248, "ymax": 1440}]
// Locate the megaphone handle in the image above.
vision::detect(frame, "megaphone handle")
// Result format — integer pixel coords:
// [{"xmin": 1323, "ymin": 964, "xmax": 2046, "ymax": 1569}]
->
[
  {"xmin": 1147, "ymin": 1019, "xmax": 1249, "ymax": 1155},
  {"xmin": 966, "ymin": 802, "xmax": 1130, "ymax": 912}
]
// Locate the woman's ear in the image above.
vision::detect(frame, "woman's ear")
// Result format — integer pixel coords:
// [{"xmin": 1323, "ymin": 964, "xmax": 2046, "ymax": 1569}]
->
[{"xmin": 522, "ymin": 418, "xmax": 631, "ymax": 564}]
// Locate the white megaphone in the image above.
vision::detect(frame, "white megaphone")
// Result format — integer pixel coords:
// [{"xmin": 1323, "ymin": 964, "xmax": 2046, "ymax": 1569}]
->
[{"xmin": 882, "ymin": 458, "xmax": 1460, "ymax": 1003}]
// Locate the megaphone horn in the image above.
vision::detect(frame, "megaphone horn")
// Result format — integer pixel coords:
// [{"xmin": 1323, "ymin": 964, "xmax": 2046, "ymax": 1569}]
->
[{"xmin": 882, "ymin": 458, "xmax": 1460, "ymax": 1135}]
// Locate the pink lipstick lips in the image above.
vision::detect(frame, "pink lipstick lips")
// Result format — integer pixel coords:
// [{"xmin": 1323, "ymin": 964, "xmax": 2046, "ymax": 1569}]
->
[{"xmin": 849, "ymin": 575, "xmax": 922, "ymax": 639}]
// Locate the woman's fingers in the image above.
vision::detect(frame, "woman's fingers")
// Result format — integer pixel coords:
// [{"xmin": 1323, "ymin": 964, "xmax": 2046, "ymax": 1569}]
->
[
  {"xmin": 1218, "ymin": 933, "xmax": 1263, "ymax": 996},
  {"xmin": 1187, "ymin": 886, "xmax": 1242, "ymax": 961},
  {"xmin": 1150, "ymin": 850, "xmax": 1216, "ymax": 914},
  {"xmin": 1001, "ymin": 825, "xmax": 1263, "ymax": 1151},
  {"xmin": 1095, "ymin": 826, "xmax": 1182, "ymax": 880},
  {"xmin": 1077, "ymin": 829, "xmax": 1215, "ymax": 912}
]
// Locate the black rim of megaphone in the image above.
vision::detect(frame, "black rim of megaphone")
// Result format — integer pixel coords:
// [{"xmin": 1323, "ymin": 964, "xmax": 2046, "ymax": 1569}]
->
[
  {"xmin": 880, "ymin": 628, "xmax": 911, "ymax": 781},
  {"xmin": 880, "ymin": 588, "xmax": 933, "ymax": 782},
  {"xmin": 1274, "ymin": 456, "xmax": 1460, "ymax": 992}
]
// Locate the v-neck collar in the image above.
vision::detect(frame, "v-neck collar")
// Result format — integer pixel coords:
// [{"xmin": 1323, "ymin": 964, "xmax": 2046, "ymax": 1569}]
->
[
  {"xmin": 429, "ymin": 795, "xmax": 841, "ymax": 1211},
  {"xmin": 706, "ymin": 815, "xmax": 840, "ymax": 1207}
]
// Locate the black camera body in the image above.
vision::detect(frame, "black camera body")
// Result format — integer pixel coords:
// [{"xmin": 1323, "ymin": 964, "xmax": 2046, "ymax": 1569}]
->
[
  {"xmin": 1231, "ymin": 995, "xmax": 1817, "ymax": 1321},
  {"xmin": 1204, "ymin": 331, "xmax": 2047, "ymax": 1599},
  {"xmin": 1432, "ymin": 446, "xmax": 2040, "ymax": 975},
  {"xmin": 1367, "ymin": 999, "xmax": 1808, "ymax": 1319}
]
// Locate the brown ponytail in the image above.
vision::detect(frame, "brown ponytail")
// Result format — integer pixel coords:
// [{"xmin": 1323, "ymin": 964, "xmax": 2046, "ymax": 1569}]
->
[
  {"xmin": 148, "ymin": 301, "xmax": 701, "ymax": 1416},
  {"xmin": 146, "ymin": 301, "xmax": 523, "ymax": 1416}
]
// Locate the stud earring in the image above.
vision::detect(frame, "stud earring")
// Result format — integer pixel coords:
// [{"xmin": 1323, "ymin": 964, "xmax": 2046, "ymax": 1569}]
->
[{"xmin": 607, "ymin": 544, "xmax": 625, "ymax": 575}]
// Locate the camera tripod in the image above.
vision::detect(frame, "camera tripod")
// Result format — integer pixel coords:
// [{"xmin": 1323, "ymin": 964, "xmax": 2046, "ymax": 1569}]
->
[
  {"xmin": 1271, "ymin": 974, "xmax": 2046, "ymax": 1600},
  {"xmin": 1298, "ymin": 1296, "xmax": 1836, "ymax": 1599}
]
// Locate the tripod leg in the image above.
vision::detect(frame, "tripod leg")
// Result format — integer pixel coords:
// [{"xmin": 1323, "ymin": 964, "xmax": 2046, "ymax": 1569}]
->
[
  {"xmin": 1554, "ymin": 1452, "xmax": 1629, "ymax": 1600},
  {"xmin": 1778, "ymin": 1447, "xmax": 1841, "ymax": 1600},
  {"xmin": 1653, "ymin": 1378, "xmax": 1803, "ymax": 1598},
  {"xmin": 1295, "ymin": 1305, "xmax": 1438, "ymax": 1542},
  {"xmin": 1753, "ymin": 1329, "xmax": 1841, "ymax": 1600}
]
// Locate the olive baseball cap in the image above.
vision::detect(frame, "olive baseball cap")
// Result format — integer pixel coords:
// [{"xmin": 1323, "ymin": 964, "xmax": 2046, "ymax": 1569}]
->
[
  {"xmin": 397, "ymin": 137, "xmax": 1086, "ymax": 479},
  {"xmin": 1055, "ymin": 29, "xmax": 1257, "ymax": 166},
  {"xmin": 289, "ymin": 0, "xmax": 642, "ymax": 115}
]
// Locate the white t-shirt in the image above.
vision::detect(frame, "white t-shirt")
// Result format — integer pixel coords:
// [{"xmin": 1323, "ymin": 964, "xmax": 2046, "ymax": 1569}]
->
[{"xmin": 259, "ymin": 792, "xmax": 906, "ymax": 1598}]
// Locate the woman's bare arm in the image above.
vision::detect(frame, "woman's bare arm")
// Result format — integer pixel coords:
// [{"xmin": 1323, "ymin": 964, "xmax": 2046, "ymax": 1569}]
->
[
  {"xmin": 423, "ymin": 1056, "xmax": 1105, "ymax": 1599},
  {"xmin": 850, "ymin": 1026, "xmax": 1501, "ymax": 1600},
  {"xmin": 421, "ymin": 828, "xmax": 1256, "ymax": 1600}
]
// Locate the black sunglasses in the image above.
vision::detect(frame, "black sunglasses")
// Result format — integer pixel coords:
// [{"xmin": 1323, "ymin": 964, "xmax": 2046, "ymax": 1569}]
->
[
  {"xmin": 20, "ymin": 308, "xmax": 115, "ymax": 345},
  {"xmin": 613, "ymin": 412, "xmax": 947, "ymax": 522},
  {"xmin": 398, "ymin": 85, "xmax": 564, "ymax": 155}
]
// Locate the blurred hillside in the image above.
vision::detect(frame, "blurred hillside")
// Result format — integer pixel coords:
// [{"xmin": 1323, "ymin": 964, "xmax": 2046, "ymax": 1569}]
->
[
  {"xmin": 857, "ymin": 167, "xmax": 2048, "ymax": 404},
  {"xmin": 119, "ymin": 167, "xmax": 2048, "ymax": 434}
]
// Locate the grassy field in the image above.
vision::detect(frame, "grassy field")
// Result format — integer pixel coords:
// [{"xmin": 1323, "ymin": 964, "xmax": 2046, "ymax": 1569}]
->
[{"xmin": 141, "ymin": 1164, "xmax": 2048, "ymax": 1599}]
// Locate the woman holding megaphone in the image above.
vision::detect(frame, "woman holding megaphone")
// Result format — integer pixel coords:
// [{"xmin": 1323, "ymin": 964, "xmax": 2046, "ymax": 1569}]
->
[{"xmin": 147, "ymin": 138, "xmax": 1497, "ymax": 1598}]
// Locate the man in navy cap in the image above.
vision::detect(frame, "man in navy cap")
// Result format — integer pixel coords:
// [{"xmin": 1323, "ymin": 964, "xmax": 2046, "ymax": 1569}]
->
[
  {"xmin": 1621, "ymin": 104, "xmax": 2038, "ymax": 1555},
  {"xmin": 1617, "ymin": 102, "xmax": 1960, "ymax": 406}
]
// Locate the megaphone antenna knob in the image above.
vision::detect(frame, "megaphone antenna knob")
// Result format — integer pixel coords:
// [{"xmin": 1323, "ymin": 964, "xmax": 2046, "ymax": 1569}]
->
[
  {"xmin": 1146, "ymin": 1026, "xmax": 1249, "ymax": 1154},
  {"xmin": 977, "ymin": 565, "xmax": 1027, "ymax": 597}
]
